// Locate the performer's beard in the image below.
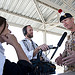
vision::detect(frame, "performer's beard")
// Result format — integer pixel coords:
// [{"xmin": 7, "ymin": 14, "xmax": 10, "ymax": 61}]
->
[{"xmin": 27, "ymin": 34, "xmax": 33, "ymax": 38}]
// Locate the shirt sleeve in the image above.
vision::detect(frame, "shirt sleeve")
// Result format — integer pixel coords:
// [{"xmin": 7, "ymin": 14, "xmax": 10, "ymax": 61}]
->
[
  {"xmin": 19, "ymin": 41, "xmax": 34, "ymax": 60},
  {"xmin": 62, "ymin": 40, "xmax": 68, "ymax": 58},
  {"xmin": 0, "ymin": 52, "xmax": 5, "ymax": 75}
]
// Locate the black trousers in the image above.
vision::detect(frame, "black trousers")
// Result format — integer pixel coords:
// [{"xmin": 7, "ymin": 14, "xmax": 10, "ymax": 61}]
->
[{"xmin": 3, "ymin": 59, "xmax": 35, "ymax": 75}]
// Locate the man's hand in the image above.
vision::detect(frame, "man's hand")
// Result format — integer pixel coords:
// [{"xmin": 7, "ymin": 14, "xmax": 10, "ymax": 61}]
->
[
  {"xmin": 62, "ymin": 50, "xmax": 75, "ymax": 66},
  {"xmin": 38, "ymin": 44, "xmax": 49, "ymax": 51},
  {"xmin": 55, "ymin": 53, "xmax": 63, "ymax": 66},
  {"xmin": 33, "ymin": 44, "xmax": 49, "ymax": 57},
  {"xmin": 1, "ymin": 33, "xmax": 18, "ymax": 46}
]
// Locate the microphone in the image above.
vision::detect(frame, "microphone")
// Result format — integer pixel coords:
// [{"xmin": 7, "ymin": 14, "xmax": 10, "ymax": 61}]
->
[
  {"xmin": 50, "ymin": 32, "xmax": 67, "ymax": 60},
  {"xmin": 57, "ymin": 32, "xmax": 67, "ymax": 47}
]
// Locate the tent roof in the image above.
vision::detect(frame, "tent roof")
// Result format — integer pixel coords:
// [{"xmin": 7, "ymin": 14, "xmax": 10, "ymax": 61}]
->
[{"xmin": 0, "ymin": 0, "xmax": 75, "ymax": 35}]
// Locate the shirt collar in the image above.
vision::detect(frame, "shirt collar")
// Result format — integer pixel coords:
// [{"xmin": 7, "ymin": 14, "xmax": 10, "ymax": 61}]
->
[{"xmin": 23, "ymin": 37, "xmax": 32, "ymax": 42}]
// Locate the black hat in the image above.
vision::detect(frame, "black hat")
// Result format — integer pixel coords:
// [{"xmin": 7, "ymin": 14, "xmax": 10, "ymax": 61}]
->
[{"xmin": 58, "ymin": 9, "xmax": 73, "ymax": 22}]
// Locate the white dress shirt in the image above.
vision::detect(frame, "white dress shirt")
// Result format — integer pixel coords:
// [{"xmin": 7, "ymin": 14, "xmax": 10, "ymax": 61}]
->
[
  {"xmin": 19, "ymin": 38, "xmax": 49, "ymax": 62},
  {"xmin": 0, "ymin": 42, "xmax": 5, "ymax": 75}
]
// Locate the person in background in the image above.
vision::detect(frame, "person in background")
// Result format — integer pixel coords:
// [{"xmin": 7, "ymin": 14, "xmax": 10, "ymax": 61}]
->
[
  {"xmin": 0, "ymin": 16, "xmax": 34, "ymax": 75},
  {"xmin": 19, "ymin": 25, "xmax": 56, "ymax": 74},
  {"xmin": 55, "ymin": 9, "xmax": 75, "ymax": 72},
  {"xmin": 19, "ymin": 25, "xmax": 50, "ymax": 62}
]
